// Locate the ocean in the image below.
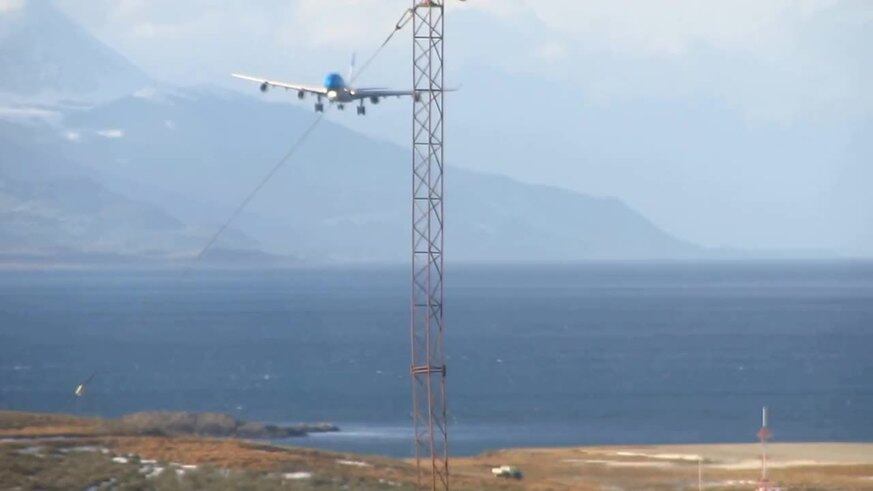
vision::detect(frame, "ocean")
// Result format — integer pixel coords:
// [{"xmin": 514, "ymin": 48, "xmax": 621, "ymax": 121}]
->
[{"xmin": 1, "ymin": 262, "xmax": 872, "ymax": 457}]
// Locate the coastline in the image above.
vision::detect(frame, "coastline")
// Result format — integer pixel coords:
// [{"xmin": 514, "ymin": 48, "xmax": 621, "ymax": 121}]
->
[{"xmin": 3, "ymin": 411, "xmax": 873, "ymax": 489}]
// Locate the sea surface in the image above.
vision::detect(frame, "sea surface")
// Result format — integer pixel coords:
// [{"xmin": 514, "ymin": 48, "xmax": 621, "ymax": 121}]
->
[{"xmin": 1, "ymin": 262, "xmax": 872, "ymax": 457}]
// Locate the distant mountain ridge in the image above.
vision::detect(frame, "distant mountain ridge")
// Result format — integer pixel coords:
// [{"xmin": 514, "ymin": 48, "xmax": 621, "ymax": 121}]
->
[
  {"xmin": 0, "ymin": 1, "xmax": 705, "ymax": 265},
  {"xmin": 0, "ymin": 1, "xmax": 150, "ymax": 103},
  {"xmin": 0, "ymin": 88, "xmax": 701, "ymax": 263},
  {"xmin": 0, "ymin": 125, "xmax": 259, "ymax": 263}
]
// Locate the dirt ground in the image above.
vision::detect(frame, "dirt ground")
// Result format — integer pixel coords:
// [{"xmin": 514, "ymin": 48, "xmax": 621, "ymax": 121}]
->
[
  {"xmin": 3, "ymin": 411, "xmax": 873, "ymax": 490},
  {"xmin": 451, "ymin": 443, "xmax": 873, "ymax": 490}
]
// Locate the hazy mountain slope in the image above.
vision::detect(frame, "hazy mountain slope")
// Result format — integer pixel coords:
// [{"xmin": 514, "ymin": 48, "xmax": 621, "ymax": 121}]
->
[
  {"xmin": 44, "ymin": 88, "xmax": 700, "ymax": 262},
  {"xmin": 0, "ymin": 127, "xmax": 256, "ymax": 261},
  {"xmin": 451, "ymin": 172, "xmax": 698, "ymax": 261},
  {"xmin": 0, "ymin": 2, "xmax": 700, "ymax": 263},
  {"xmin": 0, "ymin": 1, "xmax": 149, "ymax": 102}
]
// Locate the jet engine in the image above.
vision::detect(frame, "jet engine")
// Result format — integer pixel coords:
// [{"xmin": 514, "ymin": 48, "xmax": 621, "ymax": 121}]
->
[
  {"xmin": 369, "ymin": 96, "xmax": 380, "ymax": 104},
  {"xmin": 298, "ymin": 90, "xmax": 305, "ymax": 100},
  {"xmin": 260, "ymin": 82, "xmax": 269, "ymax": 93}
]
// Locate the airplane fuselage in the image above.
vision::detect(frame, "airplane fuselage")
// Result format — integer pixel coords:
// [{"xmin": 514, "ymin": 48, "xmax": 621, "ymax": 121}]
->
[{"xmin": 323, "ymin": 72, "xmax": 354, "ymax": 103}]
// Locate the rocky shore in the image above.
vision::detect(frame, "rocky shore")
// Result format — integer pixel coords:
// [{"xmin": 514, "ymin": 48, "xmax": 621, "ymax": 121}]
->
[{"xmin": 107, "ymin": 411, "xmax": 339, "ymax": 439}]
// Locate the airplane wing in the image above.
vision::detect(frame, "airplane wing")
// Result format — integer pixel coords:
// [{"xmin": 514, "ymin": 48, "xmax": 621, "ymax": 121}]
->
[
  {"xmin": 351, "ymin": 88, "xmax": 416, "ymax": 99},
  {"xmin": 352, "ymin": 87, "xmax": 459, "ymax": 99},
  {"xmin": 232, "ymin": 73, "xmax": 327, "ymax": 95}
]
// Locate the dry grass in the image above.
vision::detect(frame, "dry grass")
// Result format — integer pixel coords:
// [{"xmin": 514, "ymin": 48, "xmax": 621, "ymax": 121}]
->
[
  {"xmin": 0, "ymin": 410, "xmax": 102, "ymax": 437},
  {"xmin": 0, "ymin": 437, "xmax": 422, "ymax": 490},
  {"xmin": 3, "ymin": 411, "xmax": 873, "ymax": 490},
  {"xmin": 0, "ymin": 441, "xmax": 141, "ymax": 490},
  {"xmin": 0, "ymin": 411, "xmax": 94, "ymax": 430}
]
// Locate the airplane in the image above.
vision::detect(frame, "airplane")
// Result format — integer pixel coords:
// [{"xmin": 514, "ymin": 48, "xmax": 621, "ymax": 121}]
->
[{"xmin": 232, "ymin": 63, "xmax": 417, "ymax": 115}]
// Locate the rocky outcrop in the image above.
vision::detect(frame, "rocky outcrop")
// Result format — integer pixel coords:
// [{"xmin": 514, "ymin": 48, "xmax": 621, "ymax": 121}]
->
[{"xmin": 108, "ymin": 411, "xmax": 338, "ymax": 439}]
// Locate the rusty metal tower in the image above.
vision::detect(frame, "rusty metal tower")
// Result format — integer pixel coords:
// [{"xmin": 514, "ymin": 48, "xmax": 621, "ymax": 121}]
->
[{"xmin": 410, "ymin": 0, "xmax": 448, "ymax": 489}]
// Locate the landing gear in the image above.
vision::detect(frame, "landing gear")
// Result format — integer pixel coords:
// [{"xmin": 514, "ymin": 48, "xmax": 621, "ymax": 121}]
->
[
  {"xmin": 314, "ymin": 102, "xmax": 324, "ymax": 112},
  {"xmin": 337, "ymin": 104, "xmax": 345, "ymax": 111},
  {"xmin": 357, "ymin": 104, "xmax": 366, "ymax": 116}
]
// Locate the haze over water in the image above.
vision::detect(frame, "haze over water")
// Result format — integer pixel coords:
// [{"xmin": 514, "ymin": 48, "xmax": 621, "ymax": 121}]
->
[{"xmin": 1, "ymin": 262, "xmax": 872, "ymax": 456}]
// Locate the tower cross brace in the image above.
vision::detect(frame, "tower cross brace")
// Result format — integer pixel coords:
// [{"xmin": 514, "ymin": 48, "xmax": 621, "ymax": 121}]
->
[{"xmin": 409, "ymin": 1, "xmax": 448, "ymax": 489}]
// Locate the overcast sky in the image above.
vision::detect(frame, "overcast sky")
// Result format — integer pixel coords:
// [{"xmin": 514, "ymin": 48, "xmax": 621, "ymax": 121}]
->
[{"xmin": 37, "ymin": 1, "xmax": 873, "ymax": 254}]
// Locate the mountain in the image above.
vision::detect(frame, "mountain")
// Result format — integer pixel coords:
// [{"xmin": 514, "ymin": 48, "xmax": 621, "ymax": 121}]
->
[
  {"xmin": 13, "ymin": 87, "xmax": 697, "ymax": 263},
  {"xmin": 0, "ymin": 1, "xmax": 149, "ymax": 103},
  {"xmin": 0, "ymin": 123, "xmax": 263, "ymax": 265},
  {"xmin": 0, "ymin": 3, "xmax": 701, "ymax": 264}
]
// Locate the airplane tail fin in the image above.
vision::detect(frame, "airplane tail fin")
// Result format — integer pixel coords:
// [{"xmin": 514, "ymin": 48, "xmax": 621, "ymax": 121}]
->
[{"xmin": 348, "ymin": 52, "xmax": 357, "ymax": 82}]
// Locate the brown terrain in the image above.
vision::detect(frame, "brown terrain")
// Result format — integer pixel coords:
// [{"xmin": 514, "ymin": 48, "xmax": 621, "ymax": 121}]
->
[
  {"xmin": 452, "ymin": 444, "xmax": 873, "ymax": 490},
  {"xmin": 2, "ymin": 411, "xmax": 873, "ymax": 490}
]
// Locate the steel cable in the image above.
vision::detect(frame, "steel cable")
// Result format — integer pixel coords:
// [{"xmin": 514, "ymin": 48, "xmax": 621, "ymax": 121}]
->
[
  {"xmin": 190, "ymin": 7, "xmax": 415, "ymax": 264},
  {"xmin": 193, "ymin": 113, "xmax": 323, "ymax": 261},
  {"xmin": 349, "ymin": 7, "xmax": 414, "ymax": 85}
]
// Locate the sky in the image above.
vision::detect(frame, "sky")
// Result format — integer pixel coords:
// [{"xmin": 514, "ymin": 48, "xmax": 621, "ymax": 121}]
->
[{"xmin": 38, "ymin": 0, "xmax": 873, "ymax": 254}]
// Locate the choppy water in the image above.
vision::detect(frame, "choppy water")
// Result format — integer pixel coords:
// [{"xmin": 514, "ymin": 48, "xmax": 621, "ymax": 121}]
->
[{"xmin": 1, "ymin": 262, "xmax": 872, "ymax": 456}]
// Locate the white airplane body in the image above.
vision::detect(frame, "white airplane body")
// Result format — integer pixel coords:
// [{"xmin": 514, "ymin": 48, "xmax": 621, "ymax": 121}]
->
[{"xmin": 232, "ymin": 71, "xmax": 416, "ymax": 115}]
